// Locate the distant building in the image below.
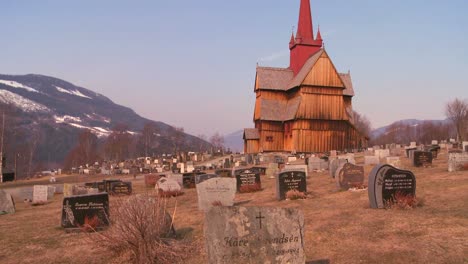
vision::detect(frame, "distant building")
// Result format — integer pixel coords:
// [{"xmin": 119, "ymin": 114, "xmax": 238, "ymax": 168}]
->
[{"xmin": 244, "ymin": 0, "xmax": 367, "ymax": 153}]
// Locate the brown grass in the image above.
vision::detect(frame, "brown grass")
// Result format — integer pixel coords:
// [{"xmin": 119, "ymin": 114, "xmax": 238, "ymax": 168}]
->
[{"xmin": 0, "ymin": 151, "xmax": 467, "ymax": 263}]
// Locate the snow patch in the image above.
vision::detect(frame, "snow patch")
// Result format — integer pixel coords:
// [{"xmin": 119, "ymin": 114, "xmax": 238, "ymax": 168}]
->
[
  {"xmin": 54, "ymin": 85, "xmax": 92, "ymax": 99},
  {"xmin": 59, "ymin": 122, "xmax": 111, "ymax": 138},
  {"xmin": 0, "ymin": 80, "xmax": 39, "ymax": 93},
  {"xmin": 54, "ymin": 115, "xmax": 82, "ymax": 123},
  {"xmin": 0, "ymin": 90, "xmax": 49, "ymax": 112}
]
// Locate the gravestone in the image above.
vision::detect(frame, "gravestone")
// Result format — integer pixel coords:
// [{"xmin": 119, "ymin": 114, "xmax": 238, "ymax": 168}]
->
[
  {"xmin": 431, "ymin": 140, "xmax": 438, "ymax": 145},
  {"xmin": 405, "ymin": 147, "xmax": 417, "ymax": 158},
  {"xmin": 196, "ymin": 177, "xmax": 236, "ymax": 211},
  {"xmin": 284, "ymin": 164, "xmax": 309, "ymax": 178},
  {"xmin": 215, "ymin": 169, "xmax": 233, "ymax": 177},
  {"xmin": 104, "ymin": 180, "xmax": 122, "ymax": 192},
  {"xmin": 413, "ymin": 151, "xmax": 433, "ymax": 167},
  {"xmin": 195, "ymin": 174, "xmax": 219, "ymax": 185},
  {"xmin": 33, "ymin": 185, "xmax": 49, "ymax": 204},
  {"xmin": 335, "ymin": 163, "xmax": 364, "ymax": 190},
  {"xmin": 61, "ymin": 193, "xmax": 110, "ymax": 230},
  {"xmin": 463, "ymin": 141, "xmax": 468, "ymax": 152},
  {"xmin": 168, "ymin": 174, "xmax": 183, "ymax": 188},
  {"xmin": 235, "ymin": 169, "xmax": 261, "ymax": 193},
  {"xmin": 204, "ymin": 206, "xmax": 305, "ymax": 264},
  {"xmin": 47, "ymin": 186, "xmax": 56, "ymax": 199},
  {"xmin": 329, "ymin": 159, "xmax": 348, "ymax": 178},
  {"xmin": 368, "ymin": 164, "xmax": 416, "ymax": 209},
  {"xmin": 276, "ymin": 170, "xmax": 307, "ymax": 200},
  {"xmin": 183, "ymin": 172, "xmax": 205, "ymax": 188},
  {"xmin": 448, "ymin": 153, "xmax": 468, "ymax": 172},
  {"xmin": 375, "ymin": 149, "xmax": 390, "ymax": 159},
  {"xmin": 110, "ymin": 182, "xmax": 132, "ymax": 195},
  {"xmin": 386, "ymin": 157, "xmax": 401, "ymax": 168},
  {"xmin": 156, "ymin": 178, "xmax": 182, "ymax": 193},
  {"xmin": 251, "ymin": 166, "xmax": 267, "ymax": 176},
  {"xmin": 266, "ymin": 163, "xmax": 279, "ymax": 179},
  {"xmin": 63, "ymin": 184, "xmax": 74, "ymax": 197},
  {"xmin": 0, "ymin": 190, "xmax": 15, "ymax": 215}
]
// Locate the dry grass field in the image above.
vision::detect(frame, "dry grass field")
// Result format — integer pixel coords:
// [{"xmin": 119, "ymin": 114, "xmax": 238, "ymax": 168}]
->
[{"xmin": 0, "ymin": 150, "xmax": 467, "ymax": 264}]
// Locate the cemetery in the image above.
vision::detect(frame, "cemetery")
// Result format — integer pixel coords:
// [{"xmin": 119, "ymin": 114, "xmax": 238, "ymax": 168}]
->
[
  {"xmin": 0, "ymin": 145, "xmax": 467, "ymax": 263},
  {"xmin": 0, "ymin": 1, "xmax": 467, "ymax": 264}
]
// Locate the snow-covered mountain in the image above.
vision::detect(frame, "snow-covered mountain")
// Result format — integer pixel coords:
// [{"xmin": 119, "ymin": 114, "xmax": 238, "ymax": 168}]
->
[{"xmin": 0, "ymin": 74, "xmax": 209, "ymax": 165}]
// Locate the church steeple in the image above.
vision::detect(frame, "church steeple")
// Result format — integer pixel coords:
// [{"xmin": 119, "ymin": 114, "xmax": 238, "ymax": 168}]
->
[
  {"xmin": 296, "ymin": 0, "xmax": 314, "ymax": 43},
  {"xmin": 289, "ymin": 0, "xmax": 323, "ymax": 75}
]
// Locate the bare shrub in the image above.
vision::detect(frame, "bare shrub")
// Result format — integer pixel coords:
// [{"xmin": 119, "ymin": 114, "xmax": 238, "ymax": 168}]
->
[
  {"xmin": 285, "ymin": 190, "xmax": 307, "ymax": 200},
  {"xmin": 239, "ymin": 183, "xmax": 262, "ymax": 193},
  {"xmin": 94, "ymin": 194, "xmax": 193, "ymax": 264},
  {"xmin": 385, "ymin": 192, "xmax": 423, "ymax": 210}
]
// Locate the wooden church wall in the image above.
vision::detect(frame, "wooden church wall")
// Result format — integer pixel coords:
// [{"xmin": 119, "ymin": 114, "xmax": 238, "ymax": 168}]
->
[
  {"xmin": 258, "ymin": 121, "xmax": 284, "ymax": 152},
  {"xmin": 296, "ymin": 94, "xmax": 346, "ymax": 120},
  {"xmin": 302, "ymin": 53, "xmax": 345, "ymax": 88},
  {"xmin": 244, "ymin": 139, "xmax": 259, "ymax": 154},
  {"xmin": 291, "ymin": 120, "xmax": 363, "ymax": 152}
]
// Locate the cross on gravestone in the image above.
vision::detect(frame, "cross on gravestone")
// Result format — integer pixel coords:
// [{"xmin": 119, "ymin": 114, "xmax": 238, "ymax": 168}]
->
[{"xmin": 256, "ymin": 212, "xmax": 265, "ymax": 229}]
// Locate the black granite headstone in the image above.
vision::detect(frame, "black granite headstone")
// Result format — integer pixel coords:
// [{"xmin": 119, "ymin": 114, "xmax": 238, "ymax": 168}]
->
[
  {"xmin": 195, "ymin": 174, "xmax": 219, "ymax": 185},
  {"xmin": 104, "ymin": 180, "xmax": 122, "ymax": 192},
  {"xmin": 251, "ymin": 166, "xmax": 267, "ymax": 175},
  {"xmin": 235, "ymin": 168, "xmax": 261, "ymax": 193},
  {"xmin": 413, "ymin": 151, "xmax": 433, "ymax": 167},
  {"xmin": 336, "ymin": 163, "xmax": 364, "ymax": 190},
  {"xmin": 61, "ymin": 193, "xmax": 110, "ymax": 230},
  {"xmin": 183, "ymin": 172, "xmax": 205, "ymax": 188},
  {"xmin": 276, "ymin": 170, "xmax": 307, "ymax": 200},
  {"xmin": 110, "ymin": 182, "xmax": 132, "ymax": 195},
  {"xmin": 215, "ymin": 169, "xmax": 232, "ymax": 177},
  {"xmin": 368, "ymin": 164, "xmax": 416, "ymax": 209}
]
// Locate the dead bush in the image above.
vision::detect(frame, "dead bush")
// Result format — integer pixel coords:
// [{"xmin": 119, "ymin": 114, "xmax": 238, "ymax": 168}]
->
[
  {"xmin": 385, "ymin": 192, "xmax": 424, "ymax": 210},
  {"xmin": 94, "ymin": 194, "xmax": 194, "ymax": 264},
  {"xmin": 285, "ymin": 190, "xmax": 307, "ymax": 200},
  {"xmin": 158, "ymin": 189, "xmax": 184, "ymax": 198},
  {"xmin": 239, "ymin": 183, "xmax": 262, "ymax": 193}
]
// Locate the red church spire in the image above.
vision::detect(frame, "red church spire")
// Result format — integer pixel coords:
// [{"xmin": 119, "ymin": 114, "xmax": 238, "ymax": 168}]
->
[
  {"xmin": 289, "ymin": 0, "xmax": 323, "ymax": 75},
  {"xmin": 296, "ymin": 0, "xmax": 314, "ymax": 43},
  {"xmin": 289, "ymin": 32, "xmax": 295, "ymax": 49},
  {"xmin": 316, "ymin": 25, "xmax": 322, "ymax": 41}
]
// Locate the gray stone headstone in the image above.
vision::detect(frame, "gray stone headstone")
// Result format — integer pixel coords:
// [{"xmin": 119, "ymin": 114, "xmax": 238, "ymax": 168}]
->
[
  {"xmin": 0, "ymin": 190, "xmax": 15, "ymax": 215},
  {"xmin": 156, "ymin": 178, "xmax": 181, "ymax": 193},
  {"xmin": 47, "ymin": 186, "xmax": 56, "ymax": 199},
  {"xmin": 168, "ymin": 173, "xmax": 184, "ymax": 188},
  {"xmin": 196, "ymin": 177, "xmax": 236, "ymax": 211},
  {"xmin": 364, "ymin": 156, "xmax": 379, "ymax": 166},
  {"xmin": 266, "ymin": 163, "xmax": 279, "ymax": 179},
  {"xmin": 33, "ymin": 185, "xmax": 48, "ymax": 204},
  {"xmin": 329, "ymin": 159, "xmax": 348, "ymax": 178},
  {"xmin": 204, "ymin": 206, "xmax": 305, "ymax": 264},
  {"xmin": 448, "ymin": 153, "xmax": 468, "ymax": 172}
]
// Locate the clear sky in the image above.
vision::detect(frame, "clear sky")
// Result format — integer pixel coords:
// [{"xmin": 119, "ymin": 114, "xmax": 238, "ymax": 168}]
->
[{"xmin": 1, "ymin": 0, "xmax": 467, "ymax": 137}]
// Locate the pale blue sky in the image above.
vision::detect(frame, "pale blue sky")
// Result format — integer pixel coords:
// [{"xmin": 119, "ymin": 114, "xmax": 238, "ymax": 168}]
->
[{"xmin": 1, "ymin": 0, "xmax": 467, "ymax": 136}]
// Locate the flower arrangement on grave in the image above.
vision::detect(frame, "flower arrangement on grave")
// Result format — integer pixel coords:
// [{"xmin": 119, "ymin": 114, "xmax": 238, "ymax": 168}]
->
[{"xmin": 285, "ymin": 190, "xmax": 307, "ymax": 200}]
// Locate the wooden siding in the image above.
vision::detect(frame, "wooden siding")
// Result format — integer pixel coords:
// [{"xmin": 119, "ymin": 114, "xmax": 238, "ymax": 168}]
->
[
  {"xmin": 258, "ymin": 121, "xmax": 284, "ymax": 152},
  {"xmin": 296, "ymin": 94, "xmax": 346, "ymax": 120},
  {"xmin": 301, "ymin": 86, "xmax": 343, "ymax": 96},
  {"xmin": 291, "ymin": 120, "xmax": 366, "ymax": 152},
  {"xmin": 256, "ymin": 90, "xmax": 288, "ymax": 100},
  {"xmin": 302, "ymin": 52, "xmax": 345, "ymax": 88},
  {"xmin": 244, "ymin": 139, "xmax": 259, "ymax": 154},
  {"xmin": 254, "ymin": 98, "xmax": 261, "ymax": 120}
]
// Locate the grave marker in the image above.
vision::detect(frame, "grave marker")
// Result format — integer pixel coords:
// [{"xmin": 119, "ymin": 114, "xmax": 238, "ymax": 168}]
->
[
  {"xmin": 413, "ymin": 151, "xmax": 433, "ymax": 167},
  {"xmin": 0, "ymin": 190, "xmax": 15, "ymax": 215},
  {"xmin": 110, "ymin": 182, "xmax": 132, "ymax": 195},
  {"xmin": 204, "ymin": 206, "xmax": 305, "ymax": 264},
  {"xmin": 448, "ymin": 153, "xmax": 468, "ymax": 172},
  {"xmin": 368, "ymin": 164, "xmax": 416, "ymax": 209},
  {"xmin": 276, "ymin": 170, "xmax": 307, "ymax": 200},
  {"xmin": 61, "ymin": 193, "xmax": 110, "ymax": 230},
  {"xmin": 33, "ymin": 185, "xmax": 48, "ymax": 204},
  {"xmin": 196, "ymin": 177, "xmax": 236, "ymax": 211},
  {"xmin": 329, "ymin": 159, "xmax": 348, "ymax": 178},
  {"xmin": 335, "ymin": 163, "xmax": 364, "ymax": 190},
  {"xmin": 235, "ymin": 169, "xmax": 261, "ymax": 193}
]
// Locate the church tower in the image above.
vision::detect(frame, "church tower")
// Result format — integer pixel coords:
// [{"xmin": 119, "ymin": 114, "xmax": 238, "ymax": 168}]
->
[{"xmin": 289, "ymin": 0, "xmax": 323, "ymax": 75}]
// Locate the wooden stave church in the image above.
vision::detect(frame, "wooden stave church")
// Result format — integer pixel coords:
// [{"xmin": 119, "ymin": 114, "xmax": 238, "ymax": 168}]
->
[{"xmin": 244, "ymin": 0, "xmax": 368, "ymax": 154}]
